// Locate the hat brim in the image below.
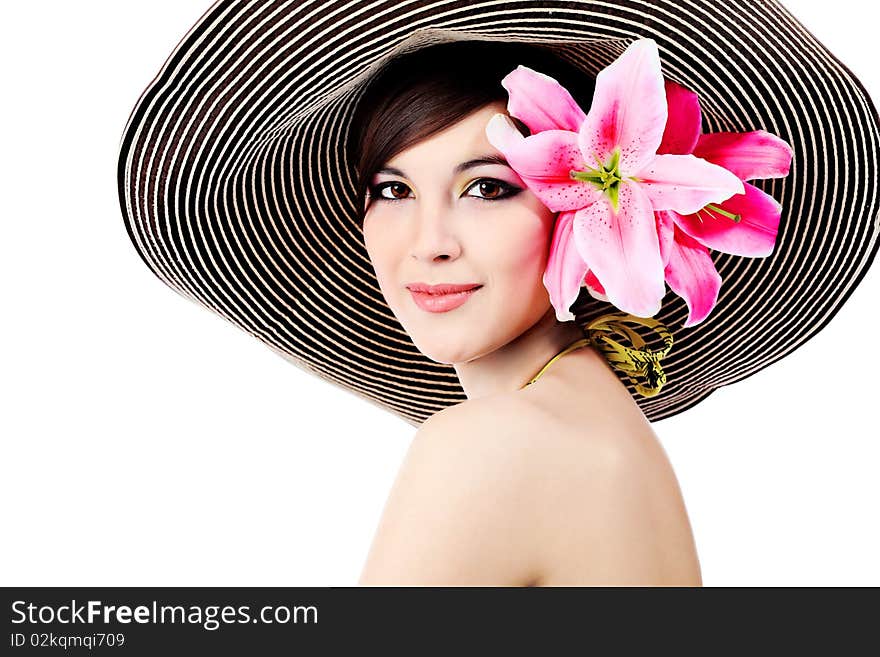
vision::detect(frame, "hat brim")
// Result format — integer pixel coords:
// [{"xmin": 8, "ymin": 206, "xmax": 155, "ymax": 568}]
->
[{"xmin": 118, "ymin": 0, "xmax": 880, "ymax": 427}]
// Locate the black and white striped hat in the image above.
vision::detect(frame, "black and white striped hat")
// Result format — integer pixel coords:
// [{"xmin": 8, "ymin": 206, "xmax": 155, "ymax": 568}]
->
[{"xmin": 117, "ymin": 0, "xmax": 880, "ymax": 428}]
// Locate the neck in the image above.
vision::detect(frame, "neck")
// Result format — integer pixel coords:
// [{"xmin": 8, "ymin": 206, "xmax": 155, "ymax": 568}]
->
[{"xmin": 453, "ymin": 306, "xmax": 587, "ymax": 399}]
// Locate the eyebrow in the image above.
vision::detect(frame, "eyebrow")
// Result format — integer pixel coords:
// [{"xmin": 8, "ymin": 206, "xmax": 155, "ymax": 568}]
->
[{"xmin": 377, "ymin": 154, "xmax": 511, "ymax": 178}]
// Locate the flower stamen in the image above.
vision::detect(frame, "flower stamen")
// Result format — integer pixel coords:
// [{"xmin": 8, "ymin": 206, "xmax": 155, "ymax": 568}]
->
[
  {"xmin": 704, "ymin": 203, "xmax": 742, "ymax": 223},
  {"xmin": 570, "ymin": 149, "xmax": 623, "ymax": 210}
]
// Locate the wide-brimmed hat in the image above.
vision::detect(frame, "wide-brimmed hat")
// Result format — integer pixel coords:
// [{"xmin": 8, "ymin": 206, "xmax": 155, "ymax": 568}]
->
[{"xmin": 117, "ymin": 0, "xmax": 880, "ymax": 428}]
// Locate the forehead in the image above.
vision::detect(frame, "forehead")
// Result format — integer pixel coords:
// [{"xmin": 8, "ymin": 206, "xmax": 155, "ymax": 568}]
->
[{"xmin": 384, "ymin": 101, "xmax": 509, "ymax": 172}]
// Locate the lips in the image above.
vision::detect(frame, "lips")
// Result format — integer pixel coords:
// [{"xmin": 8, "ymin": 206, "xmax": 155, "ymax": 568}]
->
[
  {"xmin": 407, "ymin": 283, "xmax": 482, "ymax": 295},
  {"xmin": 407, "ymin": 283, "xmax": 483, "ymax": 313}
]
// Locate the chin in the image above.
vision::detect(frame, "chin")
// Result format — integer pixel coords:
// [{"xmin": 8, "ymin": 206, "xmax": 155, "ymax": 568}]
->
[
  {"xmin": 411, "ymin": 342, "xmax": 472, "ymax": 366},
  {"xmin": 391, "ymin": 295, "xmax": 526, "ymax": 364},
  {"xmin": 409, "ymin": 329, "xmax": 508, "ymax": 366}
]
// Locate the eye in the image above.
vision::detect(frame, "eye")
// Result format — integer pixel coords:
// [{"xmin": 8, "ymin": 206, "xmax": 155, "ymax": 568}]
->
[
  {"xmin": 464, "ymin": 178, "xmax": 521, "ymax": 201},
  {"xmin": 368, "ymin": 181, "xmax": 412, "ymax": 202}
]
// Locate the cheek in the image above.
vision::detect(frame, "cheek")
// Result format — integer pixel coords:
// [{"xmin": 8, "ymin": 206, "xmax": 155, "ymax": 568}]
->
[
  {"xmin": 364, "ymin": 220, "xmax": 403, "ymax": 295},
  {"xmin": 497, "ymin": 216, "xmax": 553, "ymax": 281}
]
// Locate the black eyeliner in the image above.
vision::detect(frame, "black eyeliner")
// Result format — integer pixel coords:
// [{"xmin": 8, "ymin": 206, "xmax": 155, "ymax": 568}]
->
[{"xmin": 367, "ymin": 178, "xmax": 522, "ymax": 203}]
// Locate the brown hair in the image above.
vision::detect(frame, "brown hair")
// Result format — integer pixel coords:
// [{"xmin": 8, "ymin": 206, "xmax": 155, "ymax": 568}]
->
[{"xmin": 347, "ymin": 41, "xmax": 596, "ymax": 226}]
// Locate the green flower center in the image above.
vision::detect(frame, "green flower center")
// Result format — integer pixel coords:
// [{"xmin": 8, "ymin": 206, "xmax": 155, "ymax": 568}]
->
[
  {"xmin": 569, "ymin": 149, "xmax": 624, "ymax": 211},
  {"xmin": 569, "ymin": 149, "xmax": 743, "ymax": 222}
]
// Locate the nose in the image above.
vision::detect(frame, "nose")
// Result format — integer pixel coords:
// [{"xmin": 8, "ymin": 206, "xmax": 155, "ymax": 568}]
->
[{"xmin": 409, "ymin": 203, "xmax": 462, "ymax": 263}]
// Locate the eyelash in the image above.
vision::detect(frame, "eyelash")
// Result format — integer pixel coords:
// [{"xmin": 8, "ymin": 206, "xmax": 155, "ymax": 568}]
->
[{"xmin": 366, "ymin": 178, "xmax": 522, "ymax": 203}]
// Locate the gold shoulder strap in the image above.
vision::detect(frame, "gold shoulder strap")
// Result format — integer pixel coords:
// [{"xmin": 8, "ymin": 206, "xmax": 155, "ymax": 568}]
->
[{"xmin": 586, "ymin": 312, "xmax": 674, "ymax": 398}]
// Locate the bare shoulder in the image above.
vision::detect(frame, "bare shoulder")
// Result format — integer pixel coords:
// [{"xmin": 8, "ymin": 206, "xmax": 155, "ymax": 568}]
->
[
  {"xmin": 425, "ymin": 392, "xmax": 703, "ymax": 587},
  {"xmin": 520, "ymin": 400, "xmax": 703, "ymax": 587},
  {"xmin": 357, "ymin": 395, "xmax": 551, "ymax": 586},
  {"xmin": 358, "ymin": 392, "xmax": 702, "ymax": 586},
  {"xmin": 419, "ymin": 391, "xmax": 553, "ymax": 446}
]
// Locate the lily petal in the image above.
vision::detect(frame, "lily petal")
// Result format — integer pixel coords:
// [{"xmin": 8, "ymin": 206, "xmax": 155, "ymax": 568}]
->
[
  {"xmin": 658, "ymin": 79, "xmax": 702, "ymax": 155},
  {"xmin": 502, "ymin": 65, "xmax": 588, "ymax": 133},
  {"xmin": 486, "ymin": 114, "xmax": 602, "ymax": 212},
  {"xmin": 664, "ymin": 227, "xmax": 722, "ymax": 327},
  {"xmin": 673, "ymin": 182, "xmax": 781, "ymax": 257},
  {"xmin": 693, "ymin": 130, "xmax": 793, "ymax": 180},
  {"xmin": 584, "ymin": 269, "xmax": 608, "ymax": 302},
  {"xmin": 572, "ymin": 181, "xmax": 665, "ymax": 317},
  {"xmin": 655, "ymin": 210, "xmax": 675, "ymax": 267},
  {"xmin": 578, "ymin": 39, "xmax": 668, "ymax": 174},
  {"xmin": 485, "ymin": 112, "xmax": 527, "ymax": 152},
  {"xmin": 636, "ymin": 153, "xmax": 745, "ymax": 213},
  {"xmin": 543, "ymin": 211, "xmax": 590, "ymax": 322}
]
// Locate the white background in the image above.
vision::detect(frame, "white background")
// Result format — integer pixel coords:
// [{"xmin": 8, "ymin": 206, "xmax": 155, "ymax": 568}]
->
[{"xmin": 1, "ymin": 1, "xmax": 877, "ymax": 586}]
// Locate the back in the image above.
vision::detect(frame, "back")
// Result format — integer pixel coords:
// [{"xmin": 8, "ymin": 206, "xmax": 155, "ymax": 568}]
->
[
  {"xmin": 358, "ymin": 395, "xmax": 548, "ymax": 585},
  {"xmin": 358, "ymin": 391, "xmax": 702, "ymax": 586}
]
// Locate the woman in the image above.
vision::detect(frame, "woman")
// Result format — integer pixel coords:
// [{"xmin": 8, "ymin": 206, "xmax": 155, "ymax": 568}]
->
[
  {"xmin": 351, "ymin": 41, "xmax": 701, "ymax": 585},
  {"xmin": 354, "ymin": 43, "xmax": 700, "ymax": 585},
  {"xmin": 117, "ymin": 0, "xmax": 879, "ymax": 587}
]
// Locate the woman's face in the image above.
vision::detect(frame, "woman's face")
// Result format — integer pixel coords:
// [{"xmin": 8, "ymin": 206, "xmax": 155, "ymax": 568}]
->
[{"xmin": 362, "ymin": 101, "xmax": 557, "ymax": 365}]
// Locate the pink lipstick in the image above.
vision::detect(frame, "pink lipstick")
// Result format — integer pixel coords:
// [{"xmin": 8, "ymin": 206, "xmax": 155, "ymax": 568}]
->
[{"xmin": 407, "ymin": 283, "xmax": 482, "ymax": 313}]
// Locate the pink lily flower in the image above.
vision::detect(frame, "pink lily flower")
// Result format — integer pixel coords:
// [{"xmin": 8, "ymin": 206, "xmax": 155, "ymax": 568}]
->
[
  {"xmin": 487, "ymin": 39, "xmax": 745, "ymax": 321},
  {"xmin": 655, "ymin": 79, "xmax": 793, "ymax": 326}
]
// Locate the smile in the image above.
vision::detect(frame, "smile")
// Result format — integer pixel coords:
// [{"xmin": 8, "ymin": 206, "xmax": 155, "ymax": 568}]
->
[{"xmin": 408, "ymin": 285, "xmax": 482, "ymax": 313}]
